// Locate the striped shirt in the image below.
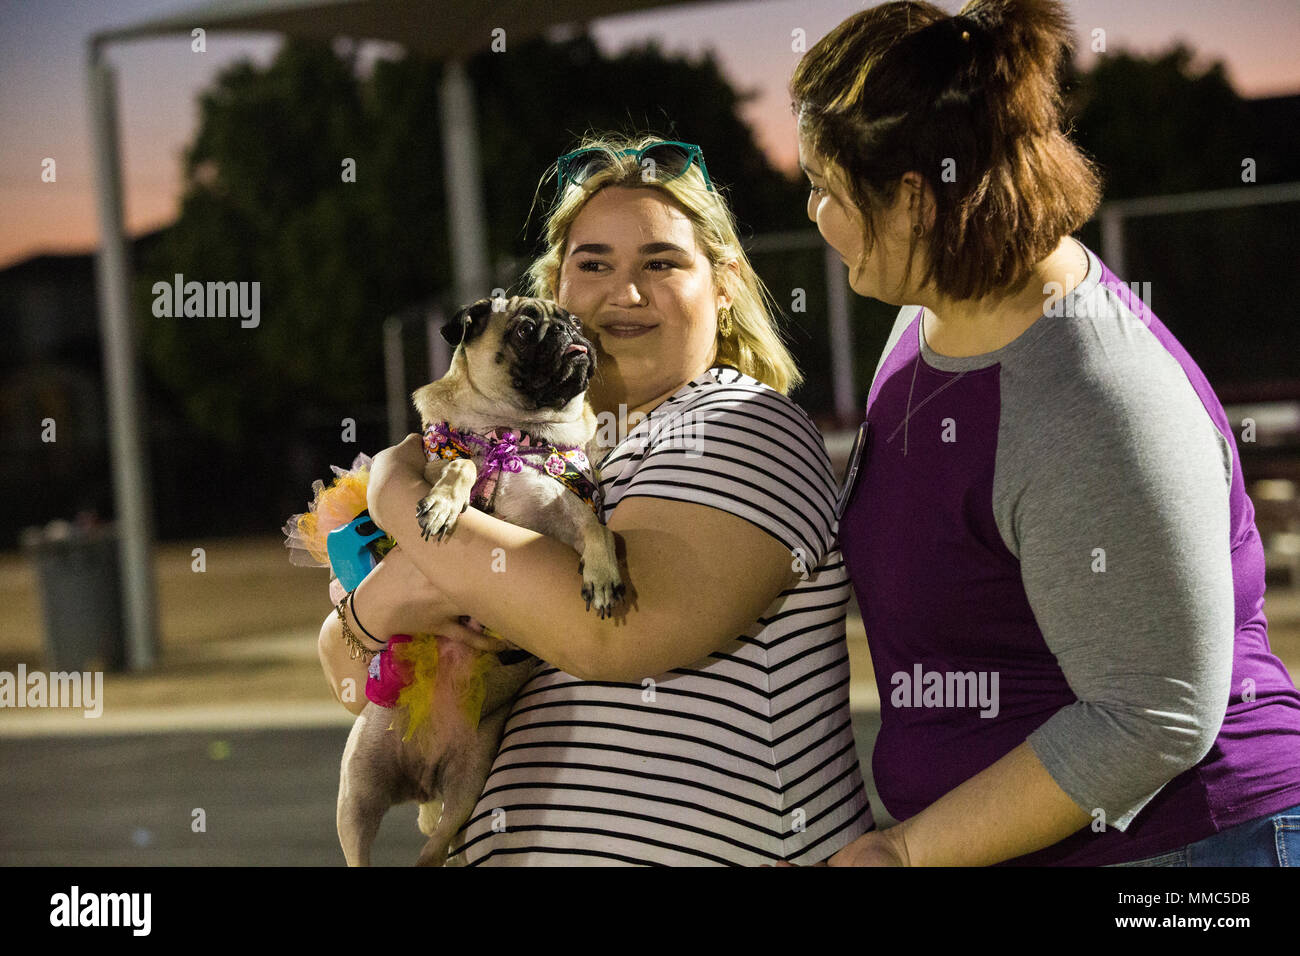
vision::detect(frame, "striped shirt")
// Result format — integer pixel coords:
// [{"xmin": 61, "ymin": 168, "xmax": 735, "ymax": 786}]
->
[{"xmin": 447, "ymin": 364, "xmax": 874, "ymax": 865}]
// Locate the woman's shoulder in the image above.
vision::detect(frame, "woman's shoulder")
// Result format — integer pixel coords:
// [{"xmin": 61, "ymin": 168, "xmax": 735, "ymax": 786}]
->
[{"xmin": 670, "ymin": 366, "xmax": 825, "ymax": 436}]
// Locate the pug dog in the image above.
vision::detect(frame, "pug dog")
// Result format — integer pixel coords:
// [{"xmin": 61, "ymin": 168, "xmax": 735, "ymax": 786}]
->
[{"xmin": 336, "ymin": 295, "xmax": 626, "ymax": 867}]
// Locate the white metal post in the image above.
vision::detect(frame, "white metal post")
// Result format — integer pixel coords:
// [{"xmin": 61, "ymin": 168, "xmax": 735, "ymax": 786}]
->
[
  {"xmin": 383, "ymin": 316, "xmax": 407, "ymax": 447},
  {"xmin": 824, "ymin": 245, "xmax": 857, "ymax": 426},
  {"xmin": 1099, "ymin": 205, "xmax": 1126, "ymax": 281},
  {"xmin": 438, "ymin": 59, "xmax": 491, "ymax": 310},
  {"xmin": 87, "ymin": 41, "xmax": 159, "ymax": 671}
]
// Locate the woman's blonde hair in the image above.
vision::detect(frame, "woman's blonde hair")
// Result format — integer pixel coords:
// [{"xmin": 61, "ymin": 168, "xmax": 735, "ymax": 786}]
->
[{"xmin": 522, "ymin": 131, "xmax": 803, "ymax": 395}]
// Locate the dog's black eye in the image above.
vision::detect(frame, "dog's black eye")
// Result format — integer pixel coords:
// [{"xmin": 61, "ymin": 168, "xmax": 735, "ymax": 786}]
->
[{"xmin": 515, "ymin": 320, "xmax": 535, "ymax": 339}]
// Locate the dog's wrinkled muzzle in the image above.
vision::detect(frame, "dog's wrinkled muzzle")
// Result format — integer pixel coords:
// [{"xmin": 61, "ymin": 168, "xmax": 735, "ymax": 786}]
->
[{"xmin": 510, "ymin": 307, "xmax": 595, "ymax": 409}]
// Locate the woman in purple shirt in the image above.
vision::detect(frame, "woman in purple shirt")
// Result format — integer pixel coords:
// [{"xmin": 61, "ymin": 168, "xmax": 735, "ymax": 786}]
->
[{"xmin": 788, "ymin": 0, "xmax": 1300, "ymax": 865}]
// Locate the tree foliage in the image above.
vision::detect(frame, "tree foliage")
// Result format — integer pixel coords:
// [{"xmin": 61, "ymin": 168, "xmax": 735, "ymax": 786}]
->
[
  {"xmin": 1065, "ymin": 42, "xmax": 1253, "ymax": 198},
  {"xmin": 134, "ymin": 33, "xmax": 810, "ymax": 450}
]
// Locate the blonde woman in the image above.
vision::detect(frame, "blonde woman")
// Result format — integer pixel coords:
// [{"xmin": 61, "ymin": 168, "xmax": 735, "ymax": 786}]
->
[{"xmin": 318, "ymin": 135, "xmax": 875, "ymax": 865}]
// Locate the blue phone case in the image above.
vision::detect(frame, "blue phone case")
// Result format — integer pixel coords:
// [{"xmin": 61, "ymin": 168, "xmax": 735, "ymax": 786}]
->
[{"xmin": 326, "ymin": 510, "xmax": 388, "ymax": 591}]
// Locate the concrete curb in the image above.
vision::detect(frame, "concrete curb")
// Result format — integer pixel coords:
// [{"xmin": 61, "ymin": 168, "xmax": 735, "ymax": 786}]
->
[{"xmin": 0, "ymin": 683, "xmax": 883, "ymax": 737}]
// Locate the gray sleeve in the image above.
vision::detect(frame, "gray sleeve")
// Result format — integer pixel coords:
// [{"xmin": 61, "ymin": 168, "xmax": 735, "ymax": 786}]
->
[{"xmin": 993, "ymin": 323, "xmax": 1236, "ymax": 831}]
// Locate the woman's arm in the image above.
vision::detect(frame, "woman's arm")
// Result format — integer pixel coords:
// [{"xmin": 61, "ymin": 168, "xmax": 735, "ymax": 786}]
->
[
  {"xmin": 835, "ymin": 345, "xmax": 1238, "ymax": 866},
  {"xmin": 316, "ymin": 541, "xmax": 511, "ymax": 715},
  {"xmin": 317, "ymin": 607, "xmax": 381, "ymax": 717},
  {"xmin": 367, "ymin": 435, "xmax": 799, "ymax": 682},
  {"xmin": 834, "ymin": 741, "xmax": 1093, "ymax": 866}
]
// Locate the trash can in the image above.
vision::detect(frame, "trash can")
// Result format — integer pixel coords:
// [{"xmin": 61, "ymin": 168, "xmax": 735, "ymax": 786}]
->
[{"xmin": 21, "ymin": 517, "xmax": 126, "ymax": 672}]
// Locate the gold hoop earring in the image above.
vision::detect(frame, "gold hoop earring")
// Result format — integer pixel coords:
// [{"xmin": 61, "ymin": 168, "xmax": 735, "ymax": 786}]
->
[{"xmin": 717, "ymin": 307, "xmax": 733, "ymax": 337}]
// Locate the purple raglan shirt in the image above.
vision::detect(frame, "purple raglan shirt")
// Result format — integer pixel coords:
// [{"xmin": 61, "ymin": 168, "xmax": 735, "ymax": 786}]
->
[{"xmin": 837, "ymin": 238, "xmax": 1300, "ymax": 866}]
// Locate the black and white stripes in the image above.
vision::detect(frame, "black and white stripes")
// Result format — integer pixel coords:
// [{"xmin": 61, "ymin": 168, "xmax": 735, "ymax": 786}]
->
[{"xmin": 448, "ymin": 366, "xmax": 874, "ymax": 865}]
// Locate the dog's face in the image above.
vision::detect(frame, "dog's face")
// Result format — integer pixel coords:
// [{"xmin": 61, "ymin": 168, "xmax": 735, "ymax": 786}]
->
[{"xmin": 441, "ymin": 296, "xmax": 595, "ymax": 411}]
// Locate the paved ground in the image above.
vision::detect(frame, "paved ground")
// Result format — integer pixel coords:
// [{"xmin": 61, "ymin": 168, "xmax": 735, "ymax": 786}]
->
[
  {"xmin": 2, "ymin": 535, "xmax": 1297, "ymax": 865},
  {"xmin": 0, "ymin": 713, "xmax": 888, "ymax": 866}
]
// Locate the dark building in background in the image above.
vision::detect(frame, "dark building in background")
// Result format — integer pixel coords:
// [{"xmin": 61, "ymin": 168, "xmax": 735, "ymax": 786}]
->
[{"xmin": 0, "ymin": 237, "xmax": 157, "ymax": 547}]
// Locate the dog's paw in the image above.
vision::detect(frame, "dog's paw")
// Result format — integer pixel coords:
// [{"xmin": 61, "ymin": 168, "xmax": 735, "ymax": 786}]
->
[
  {"xmin": 416, "ymin": 489, "xmax": 465, "ymax": 542},
  {"xmin": 578, "ymin": 556, "xmax": 626, "ymax": 620}
]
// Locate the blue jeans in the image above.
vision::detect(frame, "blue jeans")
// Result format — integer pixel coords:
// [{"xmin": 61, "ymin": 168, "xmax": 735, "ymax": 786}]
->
[{"xmin": 1109, "ymin": 802, "xmax": 1300, "ymax": 866}]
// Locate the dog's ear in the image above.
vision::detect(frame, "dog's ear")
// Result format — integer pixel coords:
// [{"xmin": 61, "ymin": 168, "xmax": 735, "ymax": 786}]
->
[{"xmin": 440, "ymin": 298, "xmax": 497, "ymax": 347}]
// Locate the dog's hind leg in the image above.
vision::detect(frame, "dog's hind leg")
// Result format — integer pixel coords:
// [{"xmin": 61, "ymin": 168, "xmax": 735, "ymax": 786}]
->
[
  {"xmin": 337, "ymin": 792, "xmax": 386, "ymax": 867},
  {"xmin": 413, "ymin": 703, "xmax": 511, "ymax": 867},
  {"xmin": 337, "ymin": 708, "xmax": 398, "ymax": 867}
]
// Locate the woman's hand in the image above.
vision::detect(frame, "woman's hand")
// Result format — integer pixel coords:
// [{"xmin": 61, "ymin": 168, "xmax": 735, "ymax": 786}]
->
[
  {"xmin": 772, "ymin": 825, "xmax": 910, "ymax": 867},
  {"xmin": 329, "ymin": 576, "xmax": 347, "ymax": 606},
  {"xmin": 318, "ymin": 545, "xmax": 509, "ymax": 716},
  {"xmin": 826, "ymin": 826, "xmax": 910, "ymax": 866},
  {"xmin": 367, "ymin": 434, "xmax": 427, "ymax": 532}
]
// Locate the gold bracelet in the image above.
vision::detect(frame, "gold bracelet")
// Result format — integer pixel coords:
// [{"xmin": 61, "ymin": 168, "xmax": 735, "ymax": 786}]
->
[{"xmin": 335, "ymin": 592, "xmax": 381, "ymax": 663}]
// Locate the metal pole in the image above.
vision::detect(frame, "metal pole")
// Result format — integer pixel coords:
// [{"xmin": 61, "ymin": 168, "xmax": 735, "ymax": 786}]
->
[
  {"xmin": 1099, "ymin": 206, "xmax": 1126, "ymax": 280},
  {"xmin": 426, "ymin": 303, "xmax": 450, "ymax": 383},
  {"xmin": 438, "ymin": 59, "xmax": 491, "ymax": 307},
  {"xmin": 382, "ymin": 316, "xmax": 407, "ymax": 447},
  {"xmin": 87, "ymin": 41, "xmax": 158, "ymax": 671},
  {"xmin": 824, "ymin": 245, "xmax": 857, "ymax": 427}
]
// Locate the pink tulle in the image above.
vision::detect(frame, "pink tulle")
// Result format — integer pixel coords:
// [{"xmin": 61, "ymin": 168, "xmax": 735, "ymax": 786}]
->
[{"xmin": 366, "ymin": 634, "xmax": 413, "ymax": 708}]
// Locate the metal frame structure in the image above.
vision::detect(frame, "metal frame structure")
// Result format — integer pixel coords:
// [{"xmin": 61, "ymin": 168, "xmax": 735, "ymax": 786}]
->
[{"xmin": 83, "ymin": 0, "xmax": 1300, "ymax": 670}]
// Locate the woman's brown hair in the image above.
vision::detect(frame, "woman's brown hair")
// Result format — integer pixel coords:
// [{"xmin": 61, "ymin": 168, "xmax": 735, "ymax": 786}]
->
[{"xmin": 789, "ymin": 0, "xmax": 1103, "ymax": 302}]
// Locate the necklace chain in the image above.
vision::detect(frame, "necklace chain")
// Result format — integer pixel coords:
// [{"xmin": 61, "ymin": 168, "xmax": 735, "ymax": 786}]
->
[
  {"xmin": 886, "ymin": 339, "xmax": 967, "ymax": 455},
  {"xmin": 886, "ymin": 241, "xmax": 1086, "ymax": 454}
]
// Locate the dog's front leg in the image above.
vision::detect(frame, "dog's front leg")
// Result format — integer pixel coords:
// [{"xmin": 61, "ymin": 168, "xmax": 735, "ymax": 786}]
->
[
  {"xmin": 417, "ymin": 458, "xmax": 476, "ymax": 541},
  {"xmin": 578, "ymin": 518, "xmax": 626, "ymax": 619},
  {"xmin": 548, "ymin": 492, "xmax": 625, "ymax": 619}
]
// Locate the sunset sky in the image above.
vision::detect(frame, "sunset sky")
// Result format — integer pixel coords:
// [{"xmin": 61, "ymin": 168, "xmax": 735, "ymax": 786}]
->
[{"xmin": 1, "ymin": 0, "xmax": 1298, "ymax": 268}]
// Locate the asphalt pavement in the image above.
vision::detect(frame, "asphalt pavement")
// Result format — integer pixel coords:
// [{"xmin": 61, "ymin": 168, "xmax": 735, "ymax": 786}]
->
[
  {"xmin": 0, "ymin": 712, "xmax": 889, "ymax": 866},
  {"xmin": 3, "ymin": 535, "xmax": 1296, "ymax": 866}
]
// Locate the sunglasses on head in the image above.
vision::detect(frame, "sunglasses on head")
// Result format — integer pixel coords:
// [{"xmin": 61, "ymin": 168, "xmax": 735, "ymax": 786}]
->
[{"xmin": 556, "ymin": 140, "xmax": 715, "ymax": 194}]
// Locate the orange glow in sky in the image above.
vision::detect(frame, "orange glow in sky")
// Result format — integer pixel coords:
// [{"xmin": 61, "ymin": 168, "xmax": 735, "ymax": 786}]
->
[{"xmin": 2, "ymin": 0, "xmax": 1298, "ymax": 269}]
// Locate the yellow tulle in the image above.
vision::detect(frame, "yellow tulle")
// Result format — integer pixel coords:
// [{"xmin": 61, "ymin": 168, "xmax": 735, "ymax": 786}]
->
[
  {"xmin": 285, "ymin": 452, "xmax": 494, "ymax": 744},
  {"xmin": 293, "ymin": 470, "xmax": 372, "ymax": 566},
  {"xmin": 390, "ymin": 634, "xmax": 497, "ymax": 744}
]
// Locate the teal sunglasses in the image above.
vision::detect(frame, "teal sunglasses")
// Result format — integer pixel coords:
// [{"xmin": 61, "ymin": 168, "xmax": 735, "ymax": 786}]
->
[{"xmin": 556, "ymin": 140, "xmax": 715, "ymax": 194}]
